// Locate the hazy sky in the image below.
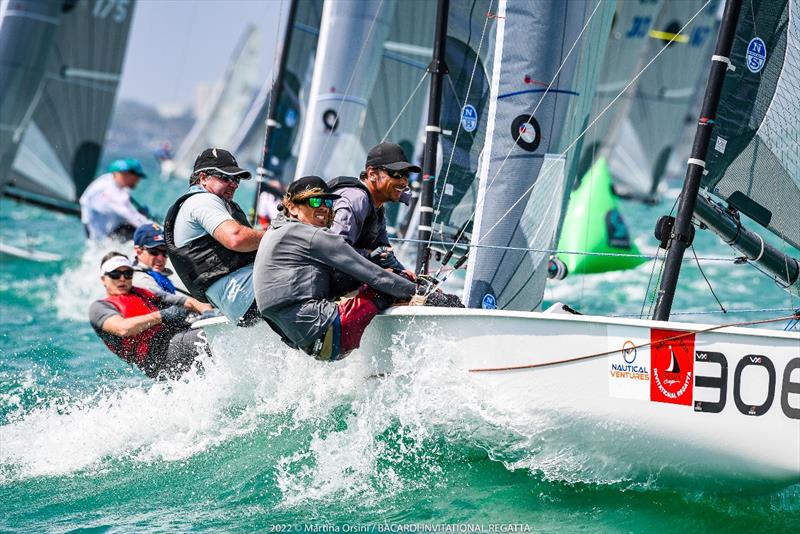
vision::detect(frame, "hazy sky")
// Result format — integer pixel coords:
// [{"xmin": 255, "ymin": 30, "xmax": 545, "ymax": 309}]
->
[{"xmin": 117, "ymin": 0, "xmax": 287, "ymax": 109}]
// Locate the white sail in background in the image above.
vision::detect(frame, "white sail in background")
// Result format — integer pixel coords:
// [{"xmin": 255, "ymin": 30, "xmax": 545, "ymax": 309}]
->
[
  {"xmin": 293, "ymin": 0, "xmax": 394, "ymax": 179},
  {"xmin": 462, "ymin": 0, "xmax": 615, "ymax": 310},
  {"xmin": 574, "ymin": 0, "xmax": 665, "ymax": 180},
  {"xmin": 609, "ymin": 0, "xmax": 718, "ymax": 202},
  {"xmin": 231, "ymin": 0, "xmax": 325, "ymax": 179},
  {"xmin": 173, "ymin": 25, "xmax": 262, "ymax": 179}
]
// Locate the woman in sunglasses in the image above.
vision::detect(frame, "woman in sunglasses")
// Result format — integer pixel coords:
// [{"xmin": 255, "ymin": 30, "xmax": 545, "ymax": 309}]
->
[
  {"xmin": 253, "ymin": 176, "xmax": 420, "ymax": 361},
  {"xmin": 88, "ymin": 252, "xmax": 212, "ymax": 379}
]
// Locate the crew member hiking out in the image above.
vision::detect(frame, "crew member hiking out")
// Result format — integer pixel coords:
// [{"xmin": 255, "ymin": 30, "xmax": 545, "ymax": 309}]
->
[
  {"xmin": 253, "ymin": 176, "xmax": 450, "ymax": 362},
  {"xmin": 89, "ymin": 253, "xmax": 212, "ymax": 379},
  {"xmin": 164, "ymin": 148, "xmax": 265, "ymax": 325},
  {"xmin": 132, "ymin": 223, "xmax": 199, "ymax": 297},
  {"xmin": 328, "ymin": 142, "xmax": 419, "ymax": 279}
]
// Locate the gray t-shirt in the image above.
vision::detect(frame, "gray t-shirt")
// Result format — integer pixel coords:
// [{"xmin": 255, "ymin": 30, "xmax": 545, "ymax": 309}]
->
[{"xmin": 171, "ymin": 190, "xmax": 255, "ymax": 321}]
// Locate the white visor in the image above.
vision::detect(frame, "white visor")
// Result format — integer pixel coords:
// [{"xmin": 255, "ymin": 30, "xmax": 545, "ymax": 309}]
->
[{"xmin": 101, "ymin": 256, "xmax": 133, "ymax": 275}]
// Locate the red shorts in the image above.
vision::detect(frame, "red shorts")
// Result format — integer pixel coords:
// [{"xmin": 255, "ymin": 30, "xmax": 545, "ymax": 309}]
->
[{"xmin": 315, "ymin": 285, "xmax": 384, "ymax": 360}]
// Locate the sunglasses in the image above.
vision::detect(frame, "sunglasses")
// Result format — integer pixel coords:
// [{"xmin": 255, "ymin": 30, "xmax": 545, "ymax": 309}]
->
[
  {"xmin": 211, "ymin": 174, "xmax": 241, "ymax": 185},
  {"xmin": 304, "ymin": 197, "xmax": 334, "ymax": 209},
  {"xmin": 380, "ymin": 168, "xmax": 408, "ymax": 180},
  {"xmin": 144, "ymin": 247, "xmax": 167, "ymax": 257},
  {"xmin": 106, "ymin": 270, "xmax": 134, "ymax": 280}
]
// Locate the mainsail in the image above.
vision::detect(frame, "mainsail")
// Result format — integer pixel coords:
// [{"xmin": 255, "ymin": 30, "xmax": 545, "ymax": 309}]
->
[
  {"xmin": 609, "ymin": 0, "xmax": 718, "ymax": 202},
  {"xmin": 231, "ymin": 0, "xmax": 324, "ymax": 180},
  {"xmin": 293, "ymin": 0, "xmax": 394, "ymax": 179},
  {"xmin": 4, "ymin": 0, "xmax": 135, "ymax": 213},
  {"xmin": 173, "ymin": 25, "xmax": 261, "ymax": 179},
  {"xmin": 703, "ymin": 0, "xmax": 800, "ymax": 252},
  {"xmin": 0, "ymin": 0, "xmax": 61, "ymax": 188},
  {"xmin": 459, "ymin": 0, "xmax": 614, "ymax": 310}
]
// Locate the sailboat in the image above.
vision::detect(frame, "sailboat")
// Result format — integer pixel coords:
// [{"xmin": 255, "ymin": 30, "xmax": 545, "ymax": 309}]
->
[
  {"xmin": 195, "ymin": 0, "xmax": 799, "ymax": 484},
  {"xmin": 171, "ymin": 25, "xmax": 262, "ymax": 179},
  {"xmin": 0, "ymin": 0, "xmax": 135, "ymax": 216},
  {"xmin": 359, "ymin": 0, "xmax": 800, "ymax": 484},
  {"xmin": 230, "ymin": 0, "xmax": 325, "ymax": 181}
]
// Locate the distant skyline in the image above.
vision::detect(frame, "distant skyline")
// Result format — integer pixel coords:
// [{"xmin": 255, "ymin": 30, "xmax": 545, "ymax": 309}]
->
[{"xmin": 117, "ymin": 0, "xmax": 287, "ymax": 110}]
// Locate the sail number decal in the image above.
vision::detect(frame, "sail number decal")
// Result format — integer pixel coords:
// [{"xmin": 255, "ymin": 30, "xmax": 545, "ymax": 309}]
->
[
  {"xmin": 608, "ymin": 329, "xmax": 800, "ymax": 419},
  {"xmin": 92, "ymin": 0, "xmax": 130, "ymax": 23},
  {"xmin": 625, "ymin": 16, "xmax": 652, "ymax": 39}
]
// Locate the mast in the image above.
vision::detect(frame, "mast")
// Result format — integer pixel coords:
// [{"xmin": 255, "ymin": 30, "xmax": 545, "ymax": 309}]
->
[
  {"xmin": 250, "ymin": 0, "xmax": 298, "ymax": 225},
  {"xmin": 416, "ymin": 0, "xmax": 449, "ymax": 274},
  {"xmin": 652, "ymin": 0, "xmax": 743, "ymax": 321}
]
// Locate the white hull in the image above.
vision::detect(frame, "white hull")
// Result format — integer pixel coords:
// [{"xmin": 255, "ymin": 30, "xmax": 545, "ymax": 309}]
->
[
  {"xmin": 360, "ymin": 308, "xmax": 800, "ymax": 485},
  {"xmin": 195, "ymin": 307, "xmax": 800, "ymax": 486},
  {"xmin": 0, "ymin": 241, "xmax": 62, "ymax": 262}
]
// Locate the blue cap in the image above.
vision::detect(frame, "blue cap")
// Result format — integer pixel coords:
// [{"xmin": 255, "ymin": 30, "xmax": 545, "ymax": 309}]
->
[
  {"xmin": 107, "ymin": 158, "xmax": 147, "ymax": 178},
  {"xmin": 133, "ymin": 223, "xmax": 166, "ymax": 248}
]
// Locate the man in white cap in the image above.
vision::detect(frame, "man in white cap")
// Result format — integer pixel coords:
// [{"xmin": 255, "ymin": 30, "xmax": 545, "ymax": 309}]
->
[
  {"xmin": 88, "ymin": 252, "xmax": 211, "ymax": 379},
  {"xmin": 164, "ymin": 148, "xmax": 265, "ymax": 325},
  {"xmin": 79, "ymin": 158, "xmax": 155, "ymax": 241}
]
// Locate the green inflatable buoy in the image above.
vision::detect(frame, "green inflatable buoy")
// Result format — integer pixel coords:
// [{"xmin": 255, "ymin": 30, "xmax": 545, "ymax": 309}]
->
[{"xmin": 556, "ymin": 157, "xmax": 647, "ymax": 275}]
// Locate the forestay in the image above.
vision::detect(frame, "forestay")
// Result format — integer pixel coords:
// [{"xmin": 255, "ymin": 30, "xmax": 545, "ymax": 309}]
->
[
  {"xmin": 704, "ymin": 0, "xmax": 800, "ymax": 251},
  {"xmin": 6, "ymin": 0, "xmax": 134, "ymax": 209}
]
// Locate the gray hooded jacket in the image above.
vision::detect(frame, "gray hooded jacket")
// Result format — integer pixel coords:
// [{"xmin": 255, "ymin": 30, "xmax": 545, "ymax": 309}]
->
[{"xmin": 253, "ymin": 214, "xmax": 416, "ymax": 348}]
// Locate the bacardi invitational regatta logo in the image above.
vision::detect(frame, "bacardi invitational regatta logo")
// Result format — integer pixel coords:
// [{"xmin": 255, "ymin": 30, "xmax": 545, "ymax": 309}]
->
[{"xmin": 650, "ymin": 329, "xmax": 695, "ymax": 406}]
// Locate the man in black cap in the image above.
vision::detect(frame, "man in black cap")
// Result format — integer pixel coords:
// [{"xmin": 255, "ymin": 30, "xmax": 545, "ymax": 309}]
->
[
  {"xmin": 164, "ymin": 148, "xmax": 265, "ymax": 325},
  {"xmin": 328, "ymin": 142, "xmax": 420, "ymax": 277}
]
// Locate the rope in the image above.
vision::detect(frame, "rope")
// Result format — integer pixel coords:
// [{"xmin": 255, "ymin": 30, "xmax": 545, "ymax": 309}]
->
[
  {"xmin": 612, "ymin": 306, "xmax": 798, "ymax": 318},
  {"xmin": 468, "ymin": 312, "xmax": 800, "ymax": 373},
  {"xmin": 387, "ymin": 236, "xmax": 738, "ymax": 262}
]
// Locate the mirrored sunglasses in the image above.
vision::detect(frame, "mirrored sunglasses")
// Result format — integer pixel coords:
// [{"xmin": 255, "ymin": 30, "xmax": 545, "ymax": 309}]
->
[
  {"xmin": 106, "ymin": 270, "xmax": 134, "ymax": 280},
  {"xmin": 305, "ymin": 197, "xmax": 334, "ymax": 209}
]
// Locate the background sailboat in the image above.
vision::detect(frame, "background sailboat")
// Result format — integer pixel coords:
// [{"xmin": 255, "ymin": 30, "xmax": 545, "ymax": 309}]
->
[
  {"xmin": 1, "ymin": 0, "xmax": 136, "ymax": 216},
  {"xmin": 0, "ymin": 0, "xmax": 61, "ymax": 189},
  {"xmin": 231, "ymin": 0, "xmax": 325, "ymax": 181},
  {"xmin": 172, "ymin": 25, "xmax": 261, "ymax": 179}
]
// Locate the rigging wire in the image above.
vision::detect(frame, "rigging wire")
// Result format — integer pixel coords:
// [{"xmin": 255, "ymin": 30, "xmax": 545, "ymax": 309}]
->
[
  {"xmin": 691, "ymin": 244, "xmax": 727, "ymax": 313},
  {"xmin": 257, "ymin": 0, "xmax": 287, "ymax": 173},
  {"xmin": 379, "ymin": 70, "xmax": 429, "ymax": 143}
]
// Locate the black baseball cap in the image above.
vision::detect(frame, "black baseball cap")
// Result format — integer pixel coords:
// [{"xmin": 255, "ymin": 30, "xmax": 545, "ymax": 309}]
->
[
  {"xmin": 287, "ymin": 175, "xmax": 341, "ymax": 199},
  {"xmin": 193, "ymin": 148, "xmax": 252, "ymax": 178},
  {"xmin": 365, "ymin": 142, "xmax": 421, "ymax": 173}
]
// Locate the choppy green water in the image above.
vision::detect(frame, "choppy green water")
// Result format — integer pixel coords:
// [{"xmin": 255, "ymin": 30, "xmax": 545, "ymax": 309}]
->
[{"xmin": 1, "ymin": 173, "xmax": 798, "ymax": 532}]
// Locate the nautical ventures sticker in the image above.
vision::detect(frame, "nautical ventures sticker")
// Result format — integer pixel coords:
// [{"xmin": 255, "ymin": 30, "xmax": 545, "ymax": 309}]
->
[
  {"xmin": 650, "ymin": 329, "xmax": 695, "ymax": 406},
  {"xmin": 461, "ymin": 104, "xmax": 478, "ymax": 132},
  {"xmin": 746, "ymin": 37, "xmax": 767, "ymax": 73},
  {"xmin": 608, "ymin": 327, "xmax": 649, "ymax": 400},
  {"xmin": 482, "ymin": 293, "xmax": 497, "ymax": 309}
]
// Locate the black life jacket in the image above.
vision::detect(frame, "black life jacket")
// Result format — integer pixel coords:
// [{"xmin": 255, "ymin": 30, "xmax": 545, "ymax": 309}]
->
[
  {"xmin": 164, "ymin": 191, "xmax": 256, "ymax": 302},
  {"xmin": 327, "ymin": 176, "xmax": 387, "ymax": 251}
]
